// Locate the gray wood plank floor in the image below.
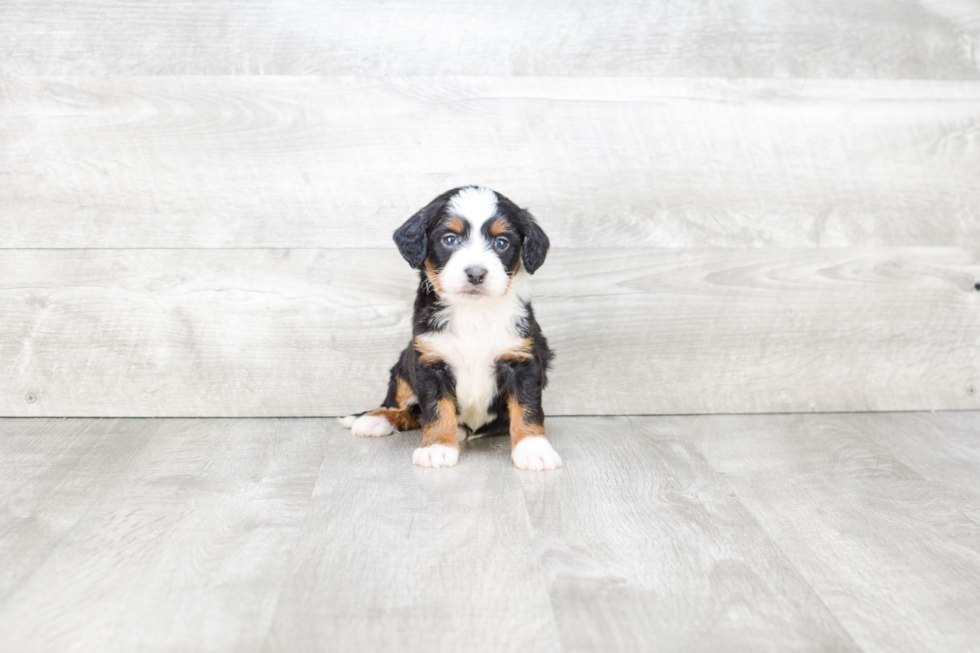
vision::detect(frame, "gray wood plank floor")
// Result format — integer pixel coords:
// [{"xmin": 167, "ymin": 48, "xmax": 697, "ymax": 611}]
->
[{"xmin": 2, "ymin": 413, "xmax": 978, "ymax": 652}]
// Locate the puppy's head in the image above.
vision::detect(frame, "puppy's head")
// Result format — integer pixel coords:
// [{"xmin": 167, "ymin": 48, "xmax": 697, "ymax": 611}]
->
[{"xmin": 393, "ymin": 187, "xmax": 549, "ymax": 301}]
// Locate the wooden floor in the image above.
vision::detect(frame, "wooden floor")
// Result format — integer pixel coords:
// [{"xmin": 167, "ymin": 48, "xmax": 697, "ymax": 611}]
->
[{"xmin": 2, "ymin": 413, "xmax": 978, "ymax": 653}]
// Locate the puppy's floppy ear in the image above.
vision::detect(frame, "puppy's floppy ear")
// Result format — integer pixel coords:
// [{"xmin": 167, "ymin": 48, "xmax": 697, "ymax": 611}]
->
[
  {"xmin": 392, "ymin": 192, "xmax": 453, "ymax": 269},
  {"xmin": 518, "ymin": 209, "xmax": 550, "ymax": 274}
]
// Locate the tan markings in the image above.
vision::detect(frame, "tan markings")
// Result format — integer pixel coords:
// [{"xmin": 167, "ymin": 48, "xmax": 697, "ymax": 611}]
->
[
  {"xmin": 395, "ymin": 377, "xmax": 416, "ymax": 407},
  {"xmin": 413, "ymin": 337, "xmax": 443, "ymax": 365},
  {"xmin": 498, "ymin": 337, "xmax": 533, "ymax": 363},
  {"xmin": 491, "ymin": 217, "xmax": 520, "ymax": 284},
  {"xmin": 490, "ymin": 218, "xmax": 511, "ymax": 236},
  {"xmin": 506, "ymin": 258, "xmax": 524, "ymax": 284},
  {"xmin": 366, "ymin": 407, "xmax": 420, "ymax": 431},
  {"xmin": 446, "ymin": 216, "xmax": 465, "ymax": 233},
  {"xmin": 507, "ymin": 395, "xmax": 545, "ymax": 448},
  {"xmin": 421, "ymin": 398, "xmax": 460, "ymax": 449},
  {"xmin": 424, "ymin": 258, "xmax": 443, "ymax": 294}
]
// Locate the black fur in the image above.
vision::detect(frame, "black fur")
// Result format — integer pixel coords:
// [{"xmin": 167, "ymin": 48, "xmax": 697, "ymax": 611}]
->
[
  {"xmin": 494, "ymin": 194, "xmax": 550, "ymax": 275},
  {"xmin": 474, "ymin": 302, "xmax": 553, "ymax": 436},
  {"xmin": 392, "ymin": 188, "xmax": 459, "ymax": 269},
  {"xmin": 378, "ymin": 187, "xmax": 553, "ymax": 439}
]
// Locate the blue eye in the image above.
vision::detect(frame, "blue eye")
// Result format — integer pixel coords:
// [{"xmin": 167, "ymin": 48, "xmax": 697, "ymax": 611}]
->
[
  {"xmin": 494, "ymin": 237, "xmax": 509, "ymax": 250},
  {"xmin": 442, "ymin": 234, "xmax": 457, "ymax": 247}
]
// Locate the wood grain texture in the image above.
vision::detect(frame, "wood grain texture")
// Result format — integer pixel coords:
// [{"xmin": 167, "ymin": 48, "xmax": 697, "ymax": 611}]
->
[
  {"xmin": 3, "ymin": 76, "xmax": 980, "ymax": 248},
  {"xmin": 523, "ymin": 416, "xmax": 859, "ymax": 652},
  {"xmin": 4, "ymin": 414, "xmax": 978, "ymax": 651},
  {"xmin": 2, "ymin": 0, "xmax": 979, "ymax": 77},
  {"xmin": 0, "ymin": 418, "xmax": 326, "ymax": 653},
  {"xmin": 263, "ymin": 422, "xmax": 560, "ymax": 653},
  {"xmin": 842, "ymin": 412, "xmax": 980, "ymax": 524},
  {"xmin": 0, "ymin": 418, "xmax": 162, "ymax": 604},
  {"xmin": 1, "ymin": 248, "xmax": 977, "ymax": 417},
  {"xmin": 676, "ymin": 412, "xmax": 980, "ymax": 653}
]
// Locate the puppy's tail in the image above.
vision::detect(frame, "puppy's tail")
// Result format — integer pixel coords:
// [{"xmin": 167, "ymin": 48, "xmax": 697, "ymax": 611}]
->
[{"xmin": 337, "ymin": 414, "xmax": 361, "ymax": 429}]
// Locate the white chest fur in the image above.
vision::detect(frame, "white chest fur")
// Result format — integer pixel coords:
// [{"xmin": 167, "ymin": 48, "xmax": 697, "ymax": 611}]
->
[{"xmin": 416, "ymin": 281, "xmax": 529, "ymax": 431}]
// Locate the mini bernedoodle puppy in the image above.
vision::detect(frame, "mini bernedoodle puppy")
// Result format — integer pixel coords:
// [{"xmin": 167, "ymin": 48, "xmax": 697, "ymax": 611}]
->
[{"xmin": 340, "ymin": 186, "xmax": 561, "ymax": 471}]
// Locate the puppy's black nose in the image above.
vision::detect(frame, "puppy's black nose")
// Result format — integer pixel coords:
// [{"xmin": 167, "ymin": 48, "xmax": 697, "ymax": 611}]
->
[{"xmin": 465, "ymin": 266, "xmax": 487, "ymax": 285}]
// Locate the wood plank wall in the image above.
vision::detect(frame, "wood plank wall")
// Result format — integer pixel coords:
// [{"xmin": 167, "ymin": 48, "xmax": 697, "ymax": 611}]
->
[{"xmin": 2, "ymin": 2, "xmax": 978, "ymax": 416}]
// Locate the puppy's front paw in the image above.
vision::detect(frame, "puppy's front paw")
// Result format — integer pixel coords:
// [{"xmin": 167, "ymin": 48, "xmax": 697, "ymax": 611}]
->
[
  {"xmin": 351, "ymin": 414, "xmax": 395, "ymax": 437},
  {"xmin": 512, "ymin": 437, "xmax": 562, "ymax": 471},
  {"xmin": 412, "ymin": 444, "xmax": 459, "ymax": 468}
]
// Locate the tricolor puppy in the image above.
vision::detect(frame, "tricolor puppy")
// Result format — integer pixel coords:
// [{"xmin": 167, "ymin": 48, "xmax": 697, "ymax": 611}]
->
[{"xmin": 340, "ymin": 186, "xmax": 561, "ymax": 471}]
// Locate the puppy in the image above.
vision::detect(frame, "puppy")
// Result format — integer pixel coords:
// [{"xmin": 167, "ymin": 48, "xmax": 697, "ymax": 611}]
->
[{"xmin": 340, "ymin": 186, "xmax": 561, "ymax": 471}]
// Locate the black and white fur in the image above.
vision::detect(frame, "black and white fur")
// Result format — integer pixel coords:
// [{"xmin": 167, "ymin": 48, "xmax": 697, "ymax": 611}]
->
[{"xmin": 340, "ymin": 187, "xmax": 560, "ymax": 470}]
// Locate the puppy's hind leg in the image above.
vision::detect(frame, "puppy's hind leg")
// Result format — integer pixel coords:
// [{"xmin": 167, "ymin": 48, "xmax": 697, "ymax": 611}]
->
[
  {"xmin": 340, "ymin": 407, "xmax": 419, "ymax": 436},
  {"xmin": 337, "ymin": 414, "xmax": 359, "ymax": 428},
  {"xmin": 340, "ymin": 370, "xmax": 420, "ymax": 437},
  {"xmin": 343, "ymin": 412, "xmax": 392, "ymax": 437}
]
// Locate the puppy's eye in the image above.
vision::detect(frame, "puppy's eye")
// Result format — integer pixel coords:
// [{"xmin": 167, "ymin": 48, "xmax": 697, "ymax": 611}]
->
[
  {"xmin": 494, "ymin": 237, "xmax": 509, "ymax": 251},
  {"xmin": 442, "ymin": 234, "xmax": 457, "ymax": 247}
]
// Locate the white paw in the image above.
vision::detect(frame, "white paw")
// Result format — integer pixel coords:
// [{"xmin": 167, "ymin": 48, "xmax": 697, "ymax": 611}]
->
[
  {"xmin": 512, "ymin": 437, "xmax": 562, "ymax": 471},
  {"xmin": 337, "ymin": 415, "xmax": 357, "ymax": 428},
  {"xmin": 412, "ymin": 444, "xmax": 459, "ymax": 468},
  {"xmin": 351, "ymin": 414, "xmax": 395, "ymax": 437}
]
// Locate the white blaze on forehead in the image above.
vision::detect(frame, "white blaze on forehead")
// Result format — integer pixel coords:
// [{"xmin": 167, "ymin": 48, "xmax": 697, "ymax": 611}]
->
[
  {"xmin": 447, "ymin": 187, "xmax": 498, "ymax": 228},
  {"xmin": 437, "ymin": 187, "xmax": 510, "ymax": 298}
]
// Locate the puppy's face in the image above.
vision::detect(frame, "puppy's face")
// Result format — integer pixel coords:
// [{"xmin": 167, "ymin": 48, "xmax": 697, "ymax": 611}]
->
[
  {"xmin": 394, "ymin": 187, "xmax": 549, "ymax": 302},
  {"xmin": 425, "ymin": 189, "xmax": 521, "ymax": 300}
]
